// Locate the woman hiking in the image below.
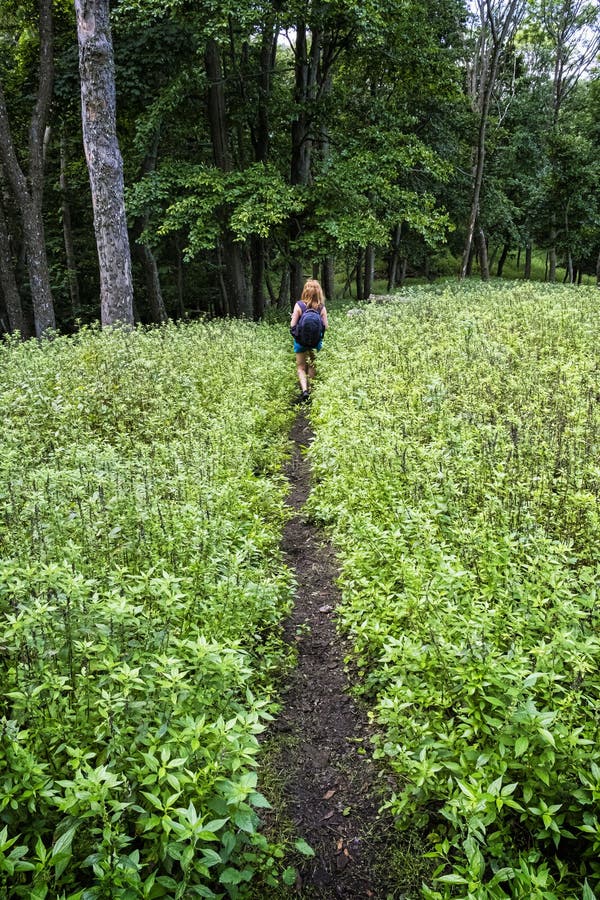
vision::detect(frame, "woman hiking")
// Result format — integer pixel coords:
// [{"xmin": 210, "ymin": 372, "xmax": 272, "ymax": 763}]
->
[{"xmin": 290, "ymin": 279, "xmax": 329, "ymax": 403}]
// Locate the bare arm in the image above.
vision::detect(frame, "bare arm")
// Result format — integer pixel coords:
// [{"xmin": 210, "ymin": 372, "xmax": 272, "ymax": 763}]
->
[
  {"xmin": 320, "ymin": 305, "xmax": 328, "ymax": 330},
  {"xmin": 290, "ymin": 302, "xmax": 302, "ymax": 328}
]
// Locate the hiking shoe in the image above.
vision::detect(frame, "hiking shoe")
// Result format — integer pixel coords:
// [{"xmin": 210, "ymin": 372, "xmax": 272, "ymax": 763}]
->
[{"xmin": 300, "ymin": 390, "xmax": 310, "ymax": 403}]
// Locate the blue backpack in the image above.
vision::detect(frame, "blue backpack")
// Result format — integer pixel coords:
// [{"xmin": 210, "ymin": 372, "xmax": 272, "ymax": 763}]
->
[{"xmin": 294, "ymin": 301, "xmax": 323, "ymax": 349}]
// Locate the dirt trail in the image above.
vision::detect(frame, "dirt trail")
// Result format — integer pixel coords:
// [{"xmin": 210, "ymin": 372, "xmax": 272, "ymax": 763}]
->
[{"xmin": 266, "ymin": 411, "xmax": 398, "ymax": 898}]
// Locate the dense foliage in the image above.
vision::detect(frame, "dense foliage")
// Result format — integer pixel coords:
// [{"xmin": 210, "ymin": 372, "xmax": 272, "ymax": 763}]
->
[
  {"xmin": 0, "ymin": 0, "xmax": 598, "ymax": 333},
  {"xmin": 308, "ymin": 283, "xmax": 600, "ymax": 897},
  {"xmin": 0, "ymin": 321, "xmax": 296, "ymax": 898}
]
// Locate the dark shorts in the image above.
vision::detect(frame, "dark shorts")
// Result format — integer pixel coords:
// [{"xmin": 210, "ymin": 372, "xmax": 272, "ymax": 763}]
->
[{"xmin": 294, "ymin": 338, "xmax": 323, "ymax": 353}]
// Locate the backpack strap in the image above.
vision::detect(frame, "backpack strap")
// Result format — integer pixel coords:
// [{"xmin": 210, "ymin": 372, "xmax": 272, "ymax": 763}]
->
[{"xmin": 298, "ymin": 301, "xmax": 307, "ymax": 313}]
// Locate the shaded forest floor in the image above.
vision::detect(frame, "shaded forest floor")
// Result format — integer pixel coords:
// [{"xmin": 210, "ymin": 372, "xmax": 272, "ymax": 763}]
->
[{"xmin": 260, "ymin": 412, "xmax": 426, "ymax": 898}]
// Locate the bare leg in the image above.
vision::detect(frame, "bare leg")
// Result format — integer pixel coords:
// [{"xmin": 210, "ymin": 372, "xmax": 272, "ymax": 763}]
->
[
  {"xmin": 307, "ymin": 351, "xmax": 316, "ymax": 386},
  {"xmin": 295, "ymin": 351, "xmax": 309, "ymax": 393}
]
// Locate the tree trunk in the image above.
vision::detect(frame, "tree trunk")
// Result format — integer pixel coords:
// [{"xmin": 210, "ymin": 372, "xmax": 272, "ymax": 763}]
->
[
  {"xmin": 288, "ymin": 21, "xmax": 322, "ymax": 306},
  {"xmin": 400, "ymin": 257, "xmax": 408, "ymax": 286},
  {"xmin": 130, "ymin": 139, "xmax": 167, "ymax": 324},
  {"xmin": 388, "ymin": 223, "xmax": 402, "ymax": 291},
  {"xmin": 496, "ymin": 243, "xmax": 509, "ymax": 277},
  {"xmin": 477, "ymin": 225, "xmax": 489, "ymax": 281},
  {"xmin": 250, "ymin": 235, "xmax": 265, "ymax": 320},
  {"xmin": 0, "ymin": 0, "xmax": 55, "ymax": 336},
  {"xmin": 75, "ymin": 0, "xmax": 134, "ymax": 327},
  {"xmin": 289, "ymin": 258, "xmax": 304, "ymax": 309},
  {"xmin": 466, "ymin": 246, "xmax": 474, "ymax": 277},
  {"xmin": 135, "ymin": 240, "xmax": 167, "ymax": 322},
  {"xmin": 364, "ymin": 243, "xmax": 375, "ymax": 297},
  {"xmin": 277, "ymin": 267, "xmax": 290, "ymax": 309},
  {"xmin": 204, "ymin": 37, "xmax": 250, "ymax": 318},
  {"xmin": 460, "ymin": 0, "xmax": 525, "ymax": 280},
  {"xmin": 248, "ymin": 18, "xmax": 277, "ymax": 320},
  {"xmin": 321, "ymin": 256, "xmax": 334, "ymax": 301},
  {"xmin": 59, "ymin": 132, "xmax": 80, "ymax": 321},
  {"xmin": 548, "ymin": 236, "xmax": 557, "ymax": 282},
  {"xmin": 174, "ymin": 236, "xmax": 185, "ymax": 318},
  {"xmin": 0, "ymin": 198, "xmax": 26, "ymax": 335},
  {"xmin": 596, "ymin": 247, "xmax": 600, "ymax": 288},
  {"xmin": 356, "ymin": 248, "xmax": 364, "ymax": 300},
  {"xmin": 22, "ymin": 197, "xmax": 55, "ymax": 331},
  {"xmin": 566, "ymin": 251, "xmax": 573, "ymax": 284}
]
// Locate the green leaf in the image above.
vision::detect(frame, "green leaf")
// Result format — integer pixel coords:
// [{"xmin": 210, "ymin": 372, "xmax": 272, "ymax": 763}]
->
[
  {"xmin": 437, "ymin": 873, "xmax": 469, "ymax": 884},
  {"xmin": 232, "ymin": 807, "xmax": 256, "ymax": 833},
  {"xmin": 583, "ymin": 881, "xmax": 597, "ymax": 900},
  {"xmin": 219, "ymin": 867, "xmax": 245, "ymax": 885},
  {"xmin": 539, "ymin": 728, "xmax": 556, "ymax": 747},
  {"xmin": 249, "ymin": 791, "xmax": 272, "ymax": 809},
  {"xmin": 203, "ymin": 818, "xmax": 229, "ymax": 833},
  {"xmin": 282, "ymin": 866, "xmax": 297, "ymax": 886},
  {"xmin": 514, "ymin": 736, "xmax": 529, "ymax": 757},
  {"xmin": 294, "ymin": 838, "xmax": 315, "ymax": 857}
]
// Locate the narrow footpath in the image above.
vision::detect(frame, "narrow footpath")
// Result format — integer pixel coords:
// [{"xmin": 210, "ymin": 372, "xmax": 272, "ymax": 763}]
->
[{"xmin": 266, "ymin": 412, "xmax": 398, "ymax": 898}]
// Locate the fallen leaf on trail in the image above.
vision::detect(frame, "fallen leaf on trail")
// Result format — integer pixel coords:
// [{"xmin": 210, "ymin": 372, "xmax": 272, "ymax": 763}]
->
[
  {"xmin": 319, "ymin": 605, "xmax": 332, "ymax": 613},
  {"xmin": 336, "ymin": 839, "xmax": 343, "ymax": 851},
  {"xmin": 323, "ymin": 789, "xmax": 336, "ymax": 800},
  {"xmin": 322, "ymin": 810, "xmax": 334, "ymax": 820}
]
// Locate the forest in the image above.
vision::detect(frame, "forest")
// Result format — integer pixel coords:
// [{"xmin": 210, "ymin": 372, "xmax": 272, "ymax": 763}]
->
[{"xmin": 0, "ymin": 0, "xmax": 599, "ymax": 338}]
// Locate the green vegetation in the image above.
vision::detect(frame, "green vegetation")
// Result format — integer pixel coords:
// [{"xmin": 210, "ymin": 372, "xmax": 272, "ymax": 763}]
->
[
  {"xmin": 308, "ymin": 282, "xmax": 600, "ymax": 897},
  {"xmin": 5, "ymin": 282, "xmax": 600, "ymax": 898},
  {"xmin": 0, "ymin": 321, "xmax": 296, "ymax": 898},
  {"xmin": 2, "ymin": 0, "xmax": 599, "ymax": 334}
]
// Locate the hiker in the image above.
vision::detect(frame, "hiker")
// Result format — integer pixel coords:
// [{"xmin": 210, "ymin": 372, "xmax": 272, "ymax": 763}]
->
[{"xmin": 290, "ymin": 278, "xmax": 329, "ymax": 402}]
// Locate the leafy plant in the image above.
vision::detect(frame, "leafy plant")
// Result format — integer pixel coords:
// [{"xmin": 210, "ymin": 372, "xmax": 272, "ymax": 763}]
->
[
  {"xmin": 0, "ymin": 318, "xmax": 297, "ymax": 897},
  {"xmin": 306, "ymin": 281, "xmax": 600, "ymax": 896}
]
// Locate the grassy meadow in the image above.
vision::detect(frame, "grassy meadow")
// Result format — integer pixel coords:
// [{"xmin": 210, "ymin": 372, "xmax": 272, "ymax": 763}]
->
[
  {"xmin": 3, "ymin": 281, "xmax": 600, "ymax": 898},
  {"xmin": 0, "ymin": 320, "xmax": 296, "ymax": 898},
  {"xmin": 309, "ymin": 281, "xmax": 600, "ymax": 897}
]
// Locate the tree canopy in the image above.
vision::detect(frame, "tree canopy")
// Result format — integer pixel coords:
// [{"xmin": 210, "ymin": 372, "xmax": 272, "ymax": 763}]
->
[{"xmin": 0, "ymin": 0, "xmax": 598, "ymax": 332}]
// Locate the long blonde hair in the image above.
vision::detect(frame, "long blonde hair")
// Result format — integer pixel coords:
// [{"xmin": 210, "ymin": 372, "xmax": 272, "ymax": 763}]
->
[{"xmin": 301, "ymin": 279, "xmax": 324, "ymax": 309}]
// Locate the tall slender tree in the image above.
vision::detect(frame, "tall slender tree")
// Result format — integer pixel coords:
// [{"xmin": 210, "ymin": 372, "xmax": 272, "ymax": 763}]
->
[
  {"xmin": 75, "ymin": 0, "xmax": 134, "ymax": 327},
  {"xmin": 204, "ymin": 35, "xmax": 251, "ymax": 318},
  {"xmin": 460, "ymin": 0, "xmax": 526, "ymax": 280},
  {"xmin": 534, "ymin": 0, "xmax": 600, "ymax": 280},
  {"xmin": 0, "ymin": 190, "xmax": 26, "ymax": 335},
  {"xmin": 0, "ymin": 0, "xmax": 55, "ymax": 336}
]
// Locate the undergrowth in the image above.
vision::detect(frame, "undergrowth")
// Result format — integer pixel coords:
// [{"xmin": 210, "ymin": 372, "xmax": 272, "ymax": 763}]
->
[
  {"xmin": 307, "ymin": 281, "xmax": 600, "ymax": 898},
  {"xmin": 0, "ymin": 319, "xmax": 296, "ymax": 899}
]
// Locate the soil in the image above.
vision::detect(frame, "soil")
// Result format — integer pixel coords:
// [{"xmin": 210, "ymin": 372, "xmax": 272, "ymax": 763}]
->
[{"xmin": 264, "ymin": 411, "xmax": 401, "ymax": 898}]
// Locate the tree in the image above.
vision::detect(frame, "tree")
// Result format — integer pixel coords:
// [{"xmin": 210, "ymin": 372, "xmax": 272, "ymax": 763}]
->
[
  {"xmin": 75, "ymin": 0, "xmax": 134, "ymax": 327},
  {"xmin": 204, "ymin": 35, "xmax": 251, "ymax": 318},
  {"xmin": 459, "ymin": 0, "xmax": 526, "ymax": 280},
  {"xmin": 0, "ymin": 0, "xmax": 56, "ymax": 336},
  {"xmin": 0, "ymin": 189, "xmax": 26, "ymax": 335},
  {"xmin": 531, "ymin": 0, "xmax": 600, "ymax": 280}
]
